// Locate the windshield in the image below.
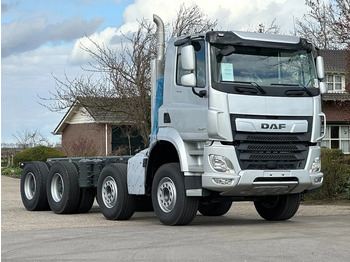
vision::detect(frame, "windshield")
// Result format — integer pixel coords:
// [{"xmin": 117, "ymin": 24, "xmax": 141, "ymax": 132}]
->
[{"xmin": 211, "ymin": 45, "xmax": 318, "ymax": 88}]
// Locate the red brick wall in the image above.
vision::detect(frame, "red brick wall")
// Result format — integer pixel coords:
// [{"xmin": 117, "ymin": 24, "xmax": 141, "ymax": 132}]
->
[{"xmin": 62, "ymin": 123, "xmax": 112, "ymax": 157}]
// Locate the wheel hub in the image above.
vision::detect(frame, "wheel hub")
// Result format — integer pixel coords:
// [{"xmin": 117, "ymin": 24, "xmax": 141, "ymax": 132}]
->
[
  {"xmin": 102, "ymin": 176, "xmax": 117, "ymax": 208},
  {"xmin": 51, "ymin": 173, "xmax": 64, "ymax": 203},
  {"xmin": 157, "ymin": 177, "xmax": 177, "ymax": 213},
  {"xmin": 24, "ymin": 172, "xmax": 36, "ymax": 200}
]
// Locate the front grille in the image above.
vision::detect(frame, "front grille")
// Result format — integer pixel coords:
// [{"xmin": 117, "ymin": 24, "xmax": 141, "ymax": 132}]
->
[
  {"xmin": 246, "ymin": 135, "xmax": 300, "ymax": 142},
  {"xmin": 248, "ymin": 154, "xmax": 297, "ymax": 161},
  {"xmin": 247, "ymin": 144, "xmax": 300, "ymax": 151},
  {"xmin": 231, "ymin": 115, "xmax": 312, "ymax": 170}
]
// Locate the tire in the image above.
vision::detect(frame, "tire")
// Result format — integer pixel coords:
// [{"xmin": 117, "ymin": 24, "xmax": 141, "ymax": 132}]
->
[
  {"xmin": 20, "ymin": 161, "xmax": 50, "ymax": 211},
  {"xmin": 254, "ymin": 193, "xmax": 301, "ymax": 221},
  {"xmin": 97, "ymin": 163, "xmax": 135, "ymax": 220},
  {"xmin": 151, "ymin": 163, "xmax": 199, "ymax": 226},
  {"xmin": 198, "ymin": 200, "xmax": 232, "ymax": 216},
  {"xmin": 70, "ymin": 162, "xmax": 95, "ymax": 214},
  {"xmin": 47, "ymin": 162, "xmax": 80, "ymax": 214}
]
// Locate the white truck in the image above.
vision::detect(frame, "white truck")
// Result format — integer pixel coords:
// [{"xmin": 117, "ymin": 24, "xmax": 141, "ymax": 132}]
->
[{"xmin": 20, "ymin": 15, "xmax": 327, "ymax": 225}]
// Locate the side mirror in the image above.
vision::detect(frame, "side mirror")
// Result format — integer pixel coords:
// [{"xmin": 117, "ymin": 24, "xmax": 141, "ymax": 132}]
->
[
  {"xmin": 181, "ymin": 45, "xmax": 195, "ymax": 71},
  {"xmin": 316, "ymin": 56, "xmax": 325, "ymax": 80},
  {"xmin": 181, "ymin": 73, "xmax": 196, "ymax": 87},
  {"xmin": 319, "ymin": 81, "xmax": 328, "ymax": 94}
]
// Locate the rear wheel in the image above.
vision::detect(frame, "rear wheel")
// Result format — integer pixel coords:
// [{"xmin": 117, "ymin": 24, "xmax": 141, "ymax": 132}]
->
[
  {"xmin": 20, "ymin": 161, "xmax": 50, "ymax": 211},
  {"xmin": 71, "ymin": 162, "xmax": 95, "ymax": 214},
  {"xmin": 47, "ymin": 162, "xmax": 80, "ymax": 214},
  {"xmin": 152, "ymin": 163, "xmax": 199, "ymax": 225},
  {"xmin": 97, "ymin": 163, "xmax": 135, "ymax": 220},
  {"xmin": 198, "ymin": 200, "xmax": 232, "ymax": 216},
  {"xmin": 254, "ymin": 194, "xmax": 301, "ymax": 221},
  {"xmin": 76, "ymin": 188, "xmax": 96, "ymax": 213}
]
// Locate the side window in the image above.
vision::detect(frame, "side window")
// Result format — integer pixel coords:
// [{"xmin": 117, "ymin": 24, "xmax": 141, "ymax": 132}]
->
[{"xmin": 176, "ymin": 40, "xmax": 206, "ymax": 87}]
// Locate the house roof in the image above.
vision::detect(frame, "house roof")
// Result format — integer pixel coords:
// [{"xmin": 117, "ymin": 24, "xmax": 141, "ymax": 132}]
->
[
  {"xmin": 322, "ymin": 101, "xmax": 350, "ymax": 123},
  {"xmin": 320, "ymin": 49, "xmax": 347, "ymax": 72},
  {"xmin": 323, "ymin": 92, "xmax": 350, "ymax": 101},
  {"xmin": 77, "ymin": 97, "xmax": 126, "ymax": 123},
  {"xmin": 52, "ymin": 97, "xmax": 124, "ymax": 135}
]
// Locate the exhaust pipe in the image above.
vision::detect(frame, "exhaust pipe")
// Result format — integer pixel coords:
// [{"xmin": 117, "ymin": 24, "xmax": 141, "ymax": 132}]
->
[
  {"xmin": 151, "ymin": 14, "xmax": 165, "ymax": 139},
  {"xmin": 153, "ymin": 14, "xmax": 165, "ymax": 61}
]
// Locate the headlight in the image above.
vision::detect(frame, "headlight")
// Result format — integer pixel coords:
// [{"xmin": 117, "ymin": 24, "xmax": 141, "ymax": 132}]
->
[
  {"xmin": 209, "ymin": 154, "xmax": 235, "ymax": 173},
  {"xmin": 310, "ymin": 156, "xmax": 321, "ymax": 173}
]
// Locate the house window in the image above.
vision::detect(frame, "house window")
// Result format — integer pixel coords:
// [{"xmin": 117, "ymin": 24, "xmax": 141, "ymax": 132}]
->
[
  {"xmin": 321, "ymin": 125, "xmax": 350, "ymax": 154},
  {"xmin": 326, "ymin": 74, "xmax": 345, "ymax": 92}
]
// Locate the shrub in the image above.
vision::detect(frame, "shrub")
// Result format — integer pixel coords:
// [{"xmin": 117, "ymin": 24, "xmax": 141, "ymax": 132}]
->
[
  {"xmin": 305, "ymin": 148, "xmax": 350, "ymax": 200},
  {"xmin": 13, "ymin": 146, "xmax": 66, "ymax": 167},
  {"xmin": 1, "ymin": 166, "xmax": 22, "ymax": 177}
]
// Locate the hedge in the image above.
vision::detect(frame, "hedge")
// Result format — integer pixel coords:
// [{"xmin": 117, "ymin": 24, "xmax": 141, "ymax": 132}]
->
[
  {"xmin": 13, "ymin": 146, "xmax": 66, "ymax": 167},
  {"xmin": 305, "ymin": 148, "xmax": 350, "ymax": 200}
]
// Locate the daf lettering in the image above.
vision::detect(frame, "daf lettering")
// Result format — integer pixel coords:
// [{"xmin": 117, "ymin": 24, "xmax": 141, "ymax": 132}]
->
[{"xmin": 261, "ymin": 123, "xmax": 287, "ymax": 129}]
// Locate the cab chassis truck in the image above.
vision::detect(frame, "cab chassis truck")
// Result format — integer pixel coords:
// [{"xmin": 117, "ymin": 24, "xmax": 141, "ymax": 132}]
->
[{"xmin": 20, "ymin": 15, "xmax": 327, "ymax": 225}]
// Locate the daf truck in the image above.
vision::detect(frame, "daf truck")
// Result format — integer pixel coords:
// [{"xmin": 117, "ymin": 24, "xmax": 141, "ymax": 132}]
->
[{"xmin": 20, "ymin": 15, "xmax": 327, "ymax": 225}]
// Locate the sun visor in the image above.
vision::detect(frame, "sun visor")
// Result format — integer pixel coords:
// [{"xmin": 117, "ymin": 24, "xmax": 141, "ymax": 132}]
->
[{"xmin": 206, "ymin": 31, "xmax": 313, "ymax": 51}]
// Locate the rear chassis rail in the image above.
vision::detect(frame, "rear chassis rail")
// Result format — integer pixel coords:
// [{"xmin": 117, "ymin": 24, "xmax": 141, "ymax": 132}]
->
[{"xmin": 21, "ymin": 155, "xmax": 133, "ymax": 188}]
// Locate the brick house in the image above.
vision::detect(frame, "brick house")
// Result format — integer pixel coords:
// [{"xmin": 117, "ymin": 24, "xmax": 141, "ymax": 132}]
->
[
  {"xmin": 321, "ymin": 50, "xmax": 350, "ymax": 154},
  {"xmin": 53, "ymin": 98, "xmax": 143, "ymax": 157}
]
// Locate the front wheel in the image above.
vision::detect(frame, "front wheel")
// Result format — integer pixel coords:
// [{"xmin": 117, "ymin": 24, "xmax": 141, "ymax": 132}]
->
[
  {"xmin": 198, "ymin": 200, "xmax": 232, "ymax": 216},
  {"xmin": 152, "ymin": 163, "xmax": 199, "ymax": 225},
  {"xmin": 254, "ymin": 194, "xmax": 301, "ymax": 221}
]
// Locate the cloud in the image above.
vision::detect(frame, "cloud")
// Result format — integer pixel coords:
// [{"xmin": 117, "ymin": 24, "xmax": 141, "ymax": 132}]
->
[
  {"xmin": 2, "ymin": 16, "xmax": 104, "ymax": 57},
  {"xmin": 1, "ymin": 1, "xmax": 20, "ymax": 14},
  {"xmin": 119, "ymin": 0, "xmax": 306, "ymax": 34},
  {"xmin": 68, "ymin": 0, "xmax": 309, "ymax": 66},
  {"xmin": 69, "ymin": 26, "xmax": 122, "ymax": 64}
]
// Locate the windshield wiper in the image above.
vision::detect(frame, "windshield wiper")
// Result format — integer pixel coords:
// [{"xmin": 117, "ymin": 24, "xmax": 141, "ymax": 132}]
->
[
  {"xmin": 270, "ymin": 83, "xmax": 313, "ymax": 96},
  {"xmin": 231, "ymin": 81, "xmax": 266, "ymax": 95}
]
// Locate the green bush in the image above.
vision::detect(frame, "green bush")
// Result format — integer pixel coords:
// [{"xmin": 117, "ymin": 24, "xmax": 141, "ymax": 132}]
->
[
  {"xmin": 1, "ymin": 166, "xmax": 22, "ymax": 177},
  {"xmin": 13, "ymin": 146, "xmax": 66, "ymax": 167},
  {"xmin": 305, "ymin": 148, "xmax": 350, "ymax": 200}
]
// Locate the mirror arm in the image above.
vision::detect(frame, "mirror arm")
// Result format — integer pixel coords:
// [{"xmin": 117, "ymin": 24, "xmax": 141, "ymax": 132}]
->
[{"xmin": 192, "ymin": 87, "xmax": 207, "ymax": 98}]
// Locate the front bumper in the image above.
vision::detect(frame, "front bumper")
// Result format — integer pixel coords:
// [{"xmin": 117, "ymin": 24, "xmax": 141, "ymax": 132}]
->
[
  {"xmin": 202, "ymin": 142, "xmax": 323, "ymax": 196},
  {"xmin": 202, "ymin": 169, "xmax": 323, "ymax": 196}
]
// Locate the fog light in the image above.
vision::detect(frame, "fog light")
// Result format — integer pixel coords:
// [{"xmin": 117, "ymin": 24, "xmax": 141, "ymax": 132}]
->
[
  {"xmin": 310, "ymin": 156, "xmax": 321, "ymax": 173},
  {"xmin": 209, "ymin": 155, "xmax": 235, "ymax": 173},
  {"xmin": 314, "ymin": 177, "xmax": 323, "ymax": 183},
  {"xmin": 213, "ymin": 178, "xmax": 234, "ymax": 185}
]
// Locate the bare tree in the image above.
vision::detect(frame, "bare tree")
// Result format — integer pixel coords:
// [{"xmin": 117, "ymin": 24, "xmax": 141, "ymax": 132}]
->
[
  {"xmin": 330, "ymin": 0, "xmax": 350, "ymax": 44},
  {"xmin": 13, "ymin": 128, "xmax": 50, "ymax": 149},
  {"xmin": 40, "ymin": 4, "xmax": 217, "ymax": 147},
  {"xmin": 296, "ymin": 0, "xmax": 350, "ymax": 49},
  {"xmin": 171, "ymin": 4, "xmax": 217, "ymax": 37},
  {"xmin": 257, "ymin": 18, "xmax": 281, "ymax": 34},
  {"xmin": 63, "ymin": 136, "xmax": 99, "ymax": 157}
]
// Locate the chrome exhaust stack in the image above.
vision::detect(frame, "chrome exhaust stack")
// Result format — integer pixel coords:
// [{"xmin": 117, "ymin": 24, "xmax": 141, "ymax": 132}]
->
[
  {"xmin": 153, "ymin": 14, "xmax": 165, "ymax": 61},
  {"xmin": 151, "ymin": 14, "xmax": 165, "ymax": 135}
]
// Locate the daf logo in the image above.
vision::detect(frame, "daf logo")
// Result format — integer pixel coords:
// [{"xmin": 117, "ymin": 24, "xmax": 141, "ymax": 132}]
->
[{"xmin": 261, "ymin": 123, "xmax": 287, "ymax": 129}]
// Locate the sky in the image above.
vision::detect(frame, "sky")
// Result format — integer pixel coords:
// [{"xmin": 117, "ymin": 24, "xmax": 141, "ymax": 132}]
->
[{"xmin": 1, "ymin": 0, "xmax": 312, "ymax": 146}]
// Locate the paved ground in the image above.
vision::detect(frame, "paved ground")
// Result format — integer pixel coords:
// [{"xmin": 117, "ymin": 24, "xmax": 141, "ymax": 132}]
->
[{"xmin": 2, "ymin": 175, "xmax": 350, "ymax": 261}]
